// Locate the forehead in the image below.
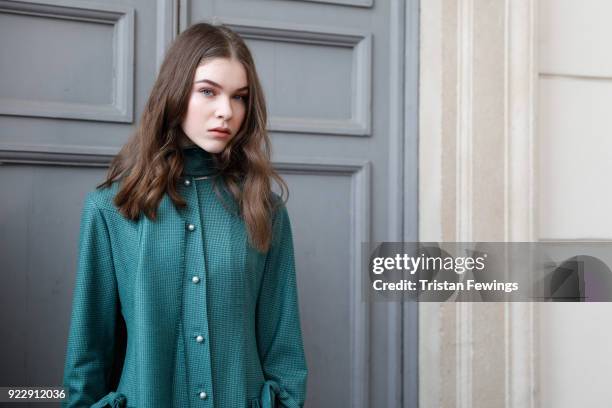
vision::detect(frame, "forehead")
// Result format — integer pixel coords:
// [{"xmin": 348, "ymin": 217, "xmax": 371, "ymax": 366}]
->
[{"xmin": 193, "ymin": 58, "xmax": 248, "ymax": 89}]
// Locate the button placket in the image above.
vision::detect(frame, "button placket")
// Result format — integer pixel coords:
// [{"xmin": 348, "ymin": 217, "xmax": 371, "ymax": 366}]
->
[{"xmin": 181, "ymin": 176, "xmax": 214, "ymax": 405}]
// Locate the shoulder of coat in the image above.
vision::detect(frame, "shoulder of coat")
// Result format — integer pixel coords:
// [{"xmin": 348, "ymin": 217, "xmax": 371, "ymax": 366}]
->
[
  {"xmin": 86, "ymin": 180, "xmax": 121, "ymax": 213},
  {"xmin": 270, "ymin": 192, "xmax": 291, "ymax": 226}
]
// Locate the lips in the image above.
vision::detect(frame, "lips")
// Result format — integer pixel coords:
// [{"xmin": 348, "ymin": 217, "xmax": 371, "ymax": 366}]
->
[{"xmin": 209, "ymin": 127, "xmax": 231, "ymax": 135}]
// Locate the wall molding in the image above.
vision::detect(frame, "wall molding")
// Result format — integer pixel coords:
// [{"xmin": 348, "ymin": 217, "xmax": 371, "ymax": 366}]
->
[
  {"xmin": 419, "ymin": 1, "xmax": 444, "ymax": 407},
  {"xmin": 455, "ymin": 1, "xmax": 474, "ymax": 408},
  {"xmin": 389, "ymin": 0, "xmax": 407, "ymax": 407},
  {"xmin": 504, "ymin": 0, "xmax": 538, "ymax": 407},
  {"xmin": 396, "ymin": 0, "xmax": 420, "ymax": 406},
  {"xmin": 419, "ymin": 0, "xmax": 540, "ymax": 407},
  {"xmin": 156, "ymin": 0, "xmax": 179, "ymax": 70},
  {"xmin": 0, "ymin": 143, "xmax": 118, "ymax": 167},
  {"xmin": 290, "ymin": 0, "xmax": 373, "ymax": 8},
  {"xmin": 178, "ymin": 0, "xmax": 188, "ymax": 32},
  {"xmin": 0, "ymin": 0, "xmax": 134, "ymax": 123},
  {"xmin": 216, "ymin": 17, "xmax": 372, "ymax": 136}
]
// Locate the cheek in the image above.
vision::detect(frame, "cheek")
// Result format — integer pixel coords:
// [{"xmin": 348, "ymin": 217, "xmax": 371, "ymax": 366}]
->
[
  {"xmin": 184, "ymin": 96, "xmax": 210, "ymax": 125},
  {"xmin": 182, "ymin": 99, "xmax": 200, "ymax": 133},
  {"xmin": 184, "ymin": 96, "xmax": 196, "ymax": 117},
  {"xmin": 234, "ymin": 104, "xmax": 247, "ymax": 126},
  {"xmin": 187, "ymin": 95, "xmax": 205, "ymax": 114}
]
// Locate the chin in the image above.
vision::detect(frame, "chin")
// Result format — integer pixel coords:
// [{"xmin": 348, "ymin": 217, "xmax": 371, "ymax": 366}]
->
[{"xmin": 195, "ymin": 140, "xmax": 227, "ymax": 154}]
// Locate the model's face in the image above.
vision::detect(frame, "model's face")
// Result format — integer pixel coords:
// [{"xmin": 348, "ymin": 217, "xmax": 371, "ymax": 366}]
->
[{"xmin": 180, "ymin": 58, "xmax": 248, "ymax": 153}]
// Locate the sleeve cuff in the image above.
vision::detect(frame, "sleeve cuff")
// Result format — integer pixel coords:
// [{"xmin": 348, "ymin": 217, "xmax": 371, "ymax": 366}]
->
[
  {"xmin": 258, "ymin": 379, "xmax": 302, "ymax": 408},
  {"xmin": 90, "ymin": 391, "xmax": 127, "ymax": 408}
]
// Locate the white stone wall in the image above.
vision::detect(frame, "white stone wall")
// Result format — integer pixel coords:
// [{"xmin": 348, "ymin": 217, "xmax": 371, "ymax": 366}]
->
[{"xmin": 538, "ymin": 1, "xmax": 612, "ymax": 406}]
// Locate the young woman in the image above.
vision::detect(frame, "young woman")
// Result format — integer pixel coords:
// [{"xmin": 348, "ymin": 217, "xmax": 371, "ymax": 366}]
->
[{"xmin": 62, "ymin": 23, "xmax": 307, "ymax": 408}]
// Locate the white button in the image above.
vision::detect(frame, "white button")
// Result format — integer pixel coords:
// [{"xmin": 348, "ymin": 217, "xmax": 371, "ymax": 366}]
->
[
  {"xmin": 187, "ymin": 224, "xmax": 195, "ymax": 231},
  {"xmin": 184, "ymin": 179, "xmax": 191, "ymax": 186},
  {"xmin": 192, "ymin": 276, "xmax": 200, "ymax": 284},
  {"xmin": 199, "ymin": 391, "xmax": 207, "ymax": 399},
  {"xmin": 196, "ymin": 335, "xmax": 204, "ymax": 343}
]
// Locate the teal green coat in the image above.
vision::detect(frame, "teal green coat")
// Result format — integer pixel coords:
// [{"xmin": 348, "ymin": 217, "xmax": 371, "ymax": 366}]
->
[{"xmin": 62, "ymin": 146, "xmax": 308, "ymax": 408}]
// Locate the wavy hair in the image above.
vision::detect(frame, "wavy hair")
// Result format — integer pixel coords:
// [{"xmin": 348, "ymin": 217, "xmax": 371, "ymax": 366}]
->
[{"xmin": 98, "ymin": 22, "xmax": 287, "ymax": 252}]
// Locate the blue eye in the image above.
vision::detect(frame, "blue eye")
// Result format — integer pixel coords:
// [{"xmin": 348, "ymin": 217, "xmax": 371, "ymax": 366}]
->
[
  {"xmin": 199, "ymin": 88, "xmax": 214, "ymax": 96},
  {"xmin": 233, "ymin": 94, "xmax": 248, "ymax": 102}
]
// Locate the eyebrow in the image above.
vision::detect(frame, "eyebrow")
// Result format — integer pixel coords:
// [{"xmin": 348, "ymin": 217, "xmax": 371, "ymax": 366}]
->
[{"xmin": 194, "ymin": 79, "xmax": 248, "ymax": 92}]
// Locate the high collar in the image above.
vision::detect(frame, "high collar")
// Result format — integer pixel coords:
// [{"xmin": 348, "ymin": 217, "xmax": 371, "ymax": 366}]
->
[{"xmin": 181, "ymin": 145, "xmax": 218, "ymax": 177}]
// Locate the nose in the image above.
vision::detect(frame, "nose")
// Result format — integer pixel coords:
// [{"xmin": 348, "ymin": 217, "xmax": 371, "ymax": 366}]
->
[{"xmin": 215, "ymin": 95, "xmax": 233, "ymax": 121}]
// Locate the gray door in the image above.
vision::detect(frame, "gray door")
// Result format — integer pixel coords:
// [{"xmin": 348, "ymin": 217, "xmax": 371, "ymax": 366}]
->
[
  {"xmin": 182, "ymin": 2, "xmax": 419, "ymax": 407},
  {"xmin": 0, "ymin": 0, "xmax": 418, "ymax": 407}
]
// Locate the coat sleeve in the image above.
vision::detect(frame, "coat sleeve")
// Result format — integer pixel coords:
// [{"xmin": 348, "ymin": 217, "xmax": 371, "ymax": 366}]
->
[
  {"xmin": 256, "ymin": 204, "xmax": 308, "ymax": 408},
  {"xmin": 62, "ymin": 193, "xmax": 127, "ymax": 408}
]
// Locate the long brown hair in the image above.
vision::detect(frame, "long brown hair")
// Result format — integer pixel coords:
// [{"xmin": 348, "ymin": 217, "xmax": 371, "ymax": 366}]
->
[{"xmin": 98, "ymin": 22, "xmax": 287, "ymax": 252}]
